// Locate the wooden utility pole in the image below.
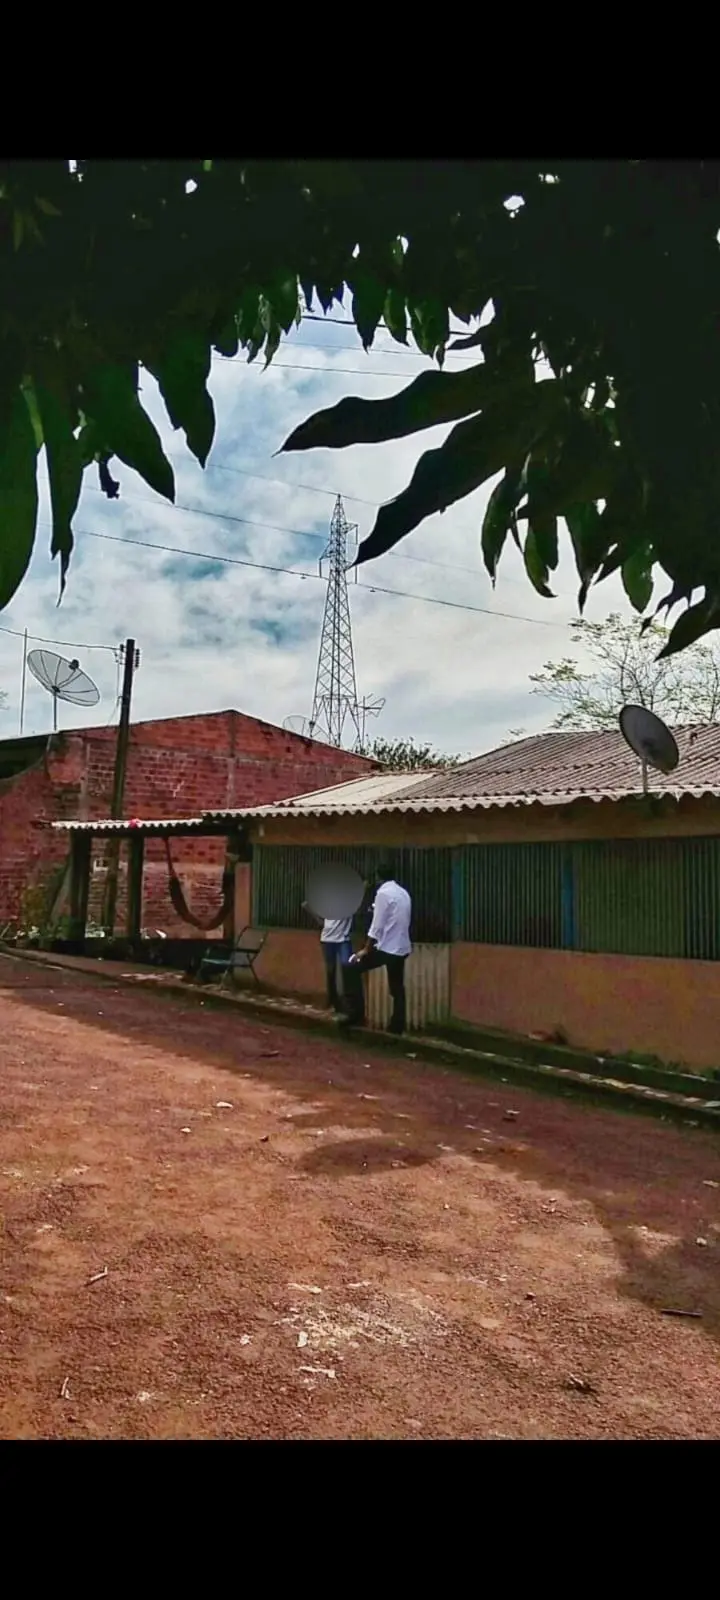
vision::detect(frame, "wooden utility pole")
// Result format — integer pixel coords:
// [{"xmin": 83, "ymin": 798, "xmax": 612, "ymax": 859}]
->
[{"xmin": 102, "ymin": 639, "xmax": 139, "ymax": 938}]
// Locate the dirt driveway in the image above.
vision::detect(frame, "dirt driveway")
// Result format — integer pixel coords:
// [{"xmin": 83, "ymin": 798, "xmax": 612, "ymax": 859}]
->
[{"xmin": 1, "ymin": 954, "xmax": 719, "ymax": 1439}]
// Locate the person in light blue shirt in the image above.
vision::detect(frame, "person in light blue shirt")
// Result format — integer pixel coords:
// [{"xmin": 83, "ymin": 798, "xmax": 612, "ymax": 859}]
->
[{"xmin": 302, "ymin": 902, "xmax": 353, "ymax": 1012}]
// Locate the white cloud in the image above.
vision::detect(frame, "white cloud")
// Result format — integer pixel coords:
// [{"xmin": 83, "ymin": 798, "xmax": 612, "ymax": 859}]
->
[{"xmin": 0, "ymin": 319, "xmax": 643, "ymax": 756}]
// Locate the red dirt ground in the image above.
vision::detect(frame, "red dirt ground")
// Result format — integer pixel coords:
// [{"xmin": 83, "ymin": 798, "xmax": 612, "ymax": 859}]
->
[{"xmin": 1, "ymin": 953, "xmax": 719, "ymax": 1439}]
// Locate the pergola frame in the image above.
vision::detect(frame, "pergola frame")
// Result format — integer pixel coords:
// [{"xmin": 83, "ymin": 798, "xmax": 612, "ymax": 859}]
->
[{"xmin": 63, "ymin": 821, "xmax": 250, "ymax": 945}]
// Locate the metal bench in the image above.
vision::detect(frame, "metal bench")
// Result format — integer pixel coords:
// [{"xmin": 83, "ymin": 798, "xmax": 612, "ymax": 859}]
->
[{"xmin": 196, "ymin": 926, "xmax": 267, "ymax": 988}]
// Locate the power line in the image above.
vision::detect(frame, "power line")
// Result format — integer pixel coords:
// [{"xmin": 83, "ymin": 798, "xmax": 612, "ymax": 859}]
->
[
  {"xmin": 211, "ymin": 355, "xmax": 441, "ymax": 381},
  {"xmin": 85, "ymin": 485, "xmax": 347, "ymax": 545},
  {"xmin": 275, "ymin": 335, "xmax": 480, "ymax": 363},
  {"xmin": 0, "ymin": 621, "xmax": 116, "ymax": 653},
  {"xmin": 80, "ymin": 528, "xmax": 570, "ymax": 630},
  {"xmin": 85, "ymin": 482, "xmax": 509, "ymax": 584},
  {"xmin": 301, "ymin": 312, "xmax": 482, "ymax": 342},
  {"xmin": 212, "ymin": 462, "xmax": 381, "ymax": 507}
]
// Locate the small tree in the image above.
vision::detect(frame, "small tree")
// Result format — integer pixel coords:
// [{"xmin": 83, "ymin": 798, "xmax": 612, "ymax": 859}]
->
[
  {"xmin": 364, "ymin": 736, "xmax": 462, "ymax": 771},
  {"xmin": 530, "ymin": 613, "xmax": 720, "ymax": 730}
]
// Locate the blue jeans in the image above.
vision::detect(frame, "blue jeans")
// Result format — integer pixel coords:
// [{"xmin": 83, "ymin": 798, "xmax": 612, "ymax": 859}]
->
[{"xmin": 321, "ymin": 939, "xmax": 352, "ymax": 1007}]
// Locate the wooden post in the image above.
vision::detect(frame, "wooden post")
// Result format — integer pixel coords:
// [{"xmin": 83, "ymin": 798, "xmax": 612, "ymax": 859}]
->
[
  {"xmin": 103, "ymin": 638, "xmax": 139, "ymax": 937},
  {"xmin": 126, "ymin": 832, "xmax": 145, "ymax": 944},
  {"xmin": 222, "ymin": 832, "xmax": 244, "ymax": 944},
  {"xmin": 68, "ymin": 834, "xmax": 91, "ymax": 944}
]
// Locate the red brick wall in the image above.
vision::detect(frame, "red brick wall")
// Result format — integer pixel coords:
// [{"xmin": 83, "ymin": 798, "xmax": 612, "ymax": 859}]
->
[{"xmin": 0, "ymin": 709, "xmax": 374, "ymax": 933}]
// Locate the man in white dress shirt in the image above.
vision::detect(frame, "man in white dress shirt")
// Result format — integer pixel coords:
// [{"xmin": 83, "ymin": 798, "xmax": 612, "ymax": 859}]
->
[{"xmin": 339, "ymin": 863, "xmax": 412, "ymax": 1035}]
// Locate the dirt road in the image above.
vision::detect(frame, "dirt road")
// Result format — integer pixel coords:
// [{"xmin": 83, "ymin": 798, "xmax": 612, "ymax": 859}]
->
[{"xmin": 1, "ymin": 954, "xmax": 719, "ymax": 1439}]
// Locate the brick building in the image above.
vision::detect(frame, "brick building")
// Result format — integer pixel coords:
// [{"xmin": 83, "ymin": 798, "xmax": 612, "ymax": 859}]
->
[{"xmin": 0, "ymin": 709, "xmax": 375, "ymax": 933}]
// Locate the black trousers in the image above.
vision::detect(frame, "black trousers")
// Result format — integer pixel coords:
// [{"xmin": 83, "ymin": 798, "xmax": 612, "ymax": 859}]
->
[{"xmin": 342, "ymin": 948, "xmax": 408, "ymax": 1033}]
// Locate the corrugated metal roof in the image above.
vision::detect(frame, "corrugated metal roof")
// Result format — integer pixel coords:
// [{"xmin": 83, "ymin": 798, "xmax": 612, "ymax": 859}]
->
[
  {"xmin": 52, "ymin": 817, "xmax": 208, "ymax": 835},
  {"xmin": 51, "ymin": 728, "xmax": 720, "ymax": 831},
  {"xmin": 398, "ymin": 726, "xmax": 720, "ymax": 802},
  {"xmin": 203, "ymin": 786, "xmax": 720, "ymax": 823},
  {"xmin": 239, "ymin": 768, "xmax": 438, "ymax": 811},
  {"xmin": 201, "ymin": 726, "xmax": 720, "ymax": 822}
]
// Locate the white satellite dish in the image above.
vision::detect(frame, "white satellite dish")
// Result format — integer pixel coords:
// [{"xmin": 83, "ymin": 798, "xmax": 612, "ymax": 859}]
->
[
  {"xmin": 283, "ymin": 715, "xmax": 312, "ymax": 738},
  {"xmin": 27, "ymin": 649, "xmax": 101, "ymax": 733},
  {"xmin": 305, "ymin": 864, "xmax": 365, "ymax": 922},
  {"xmin": 619, "ymin": 704, "xmax": 680, "ymax": 794}
]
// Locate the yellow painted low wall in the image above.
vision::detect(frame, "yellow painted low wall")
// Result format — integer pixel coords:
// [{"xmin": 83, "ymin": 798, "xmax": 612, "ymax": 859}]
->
[
  {"xmin": 451, "ymin": 942, "xmax": 720, "ymax": 1071},
  {"xmin": 250, "ymin": 926, "xmax": 720, "ymax": 1072},
  {"xmin": 254, "ymin": 928, "xmax": 326, "ymax": 1002}
]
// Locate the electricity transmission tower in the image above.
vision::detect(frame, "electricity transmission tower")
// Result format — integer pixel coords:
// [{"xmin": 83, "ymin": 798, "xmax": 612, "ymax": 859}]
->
[{"xmin": 308, "ymin": 495, "xmax": 383, "ymax": 750}]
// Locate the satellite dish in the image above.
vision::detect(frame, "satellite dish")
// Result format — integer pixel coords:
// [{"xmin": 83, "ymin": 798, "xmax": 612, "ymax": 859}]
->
[
  {"xmin": 619, "ymin": 704, "xmax": 679, "ymax": 794},
  {"xmin": 283, "ymin": 715, "xmax": 312, "ymax": 738},
  {"xmin": 306, "ymin": 864, "xmax": 365, "ymax": 922},
  {"xmin": 27, "ymin": 649, "xmax": 101, "ymax": 733}
]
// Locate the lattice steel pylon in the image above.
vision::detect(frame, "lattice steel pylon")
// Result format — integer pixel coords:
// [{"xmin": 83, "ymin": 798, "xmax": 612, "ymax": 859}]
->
[{"xmin": 309, "ymin": 495, "xmax": 364, "ymax": 749}]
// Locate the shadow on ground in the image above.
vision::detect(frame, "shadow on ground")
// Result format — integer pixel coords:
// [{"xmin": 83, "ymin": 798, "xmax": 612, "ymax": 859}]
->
[{"xmin": 3, "ymin": 956, "xmax": 720, "ymax": 1342}]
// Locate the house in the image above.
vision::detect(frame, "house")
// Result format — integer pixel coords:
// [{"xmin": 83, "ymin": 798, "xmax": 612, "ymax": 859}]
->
[
  {"xmin": 197, "ymin": 725, "xmax": 720, "ymax": 1071},
  {"xmin": 0, "ymin": 709, "xmax": 376, "ymax": 933}
]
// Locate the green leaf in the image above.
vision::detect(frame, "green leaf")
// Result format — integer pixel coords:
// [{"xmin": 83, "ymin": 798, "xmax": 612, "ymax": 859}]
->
[
  {"xmin": 529, "ymin": 510, "xmax": 558, "ymax": 573},
  {"xmin": 212, "ymin": 316, "xmax": 239, "ymax": 359},
  {"xmin": 84, "ymin": 364, "xmax": 174, "ymax": 501},
  {"xmin": 76, "ymin": 419, "xmax": 102, "ymax": 468},
  {"xmin": 35, "ymin": 380, "xmax": 83, "ymax": 595},
  {"xmin": 564, "ymin": 500, "xmax": 607, "ymax": 589},
  {"xmin": 481, "ymin": 467, "xmax": 523, "ymax": 582},
  {"xmin": 283, "ymin": 362, "xmax": 509, "ymax": 453},
  {"xmin": 354, "ymin": 382, "xmax": 563, "ymax": 565},
  {"xmin": 266, "ymin": 274, "xmax": 300, "ymax": 336},
  {"xmin": 350, "ymin": 271, "xmax": 385, "ymax": 350},
  {"xmin": 263, "ymin": 324, "xmax": 281, "ymax": 367},
  {"xmin": 21, "ymin": 381, "xmax": 44, "ymax": 449},
  {"xmin": 409, "ymin": 297, "xmax": 449, "ymax": 360},
  {"xmin": 657, "ymin": 598, "xmax": 719, "ymax": 659},
  {"xmin": 236, "ymin": 289, "xmax": 261, "ymax": 347},
  {"xmin": 523, "ymin": 527, "xmax": 555, "ymax": 598},
  {"xmin": 0, "ymin": 388, "xmax": 39, "ymax": 610},
  {"xmin": 35, "ymin": 195, "xmax": 61, "ymax": 217},
  {"xmin": 449, "ymin": 327, "xmax": 487, "ymax": 353},
  {"xmin": 383, "ymin": 287, "xmax": 407, "ymax": 345},
  {"xmin": 621, "ymin": 543, "xmax": 654, "ymax": 613},
  {"xmin": 151, "ymin": 332, "xmax": 215, "ymax": 467}
]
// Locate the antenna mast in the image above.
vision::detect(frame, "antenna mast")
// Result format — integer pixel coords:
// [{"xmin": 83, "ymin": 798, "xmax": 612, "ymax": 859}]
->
[{"xmin": 309, "ymin": 496, "xmax": 363, "ymax": 749}]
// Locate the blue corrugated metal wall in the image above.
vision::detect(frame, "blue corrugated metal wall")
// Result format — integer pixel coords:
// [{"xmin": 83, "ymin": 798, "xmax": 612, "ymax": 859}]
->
[
  {"xmin": 453, "ymin": 843, "xmax": 566, "ymax": 948},
  {"xmin": 253, "ymin": 834, "xmax": 720, "ymax": 960},
  {"xmin": 451, "ymin": 835, "xmax": 720, "ymax": 960}
]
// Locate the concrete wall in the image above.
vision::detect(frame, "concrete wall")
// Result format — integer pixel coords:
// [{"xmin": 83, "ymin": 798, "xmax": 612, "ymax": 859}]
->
[
  {"xmin": 0, "ymin": 712, "xmax": 374, "ymax": 932},
  {"xmin": 451, "ymin": 942, "xmax": 720, "ymax": 1071}
]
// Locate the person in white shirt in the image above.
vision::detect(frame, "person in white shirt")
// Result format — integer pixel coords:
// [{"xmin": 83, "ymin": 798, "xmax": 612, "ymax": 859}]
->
[
  {"xmin": 302, "ymin": 900, "xmax": 353, "ymax": 1012},
  {"xmin": 340, "ymin": 864, "xmax": 412, "ymax": 1035}
]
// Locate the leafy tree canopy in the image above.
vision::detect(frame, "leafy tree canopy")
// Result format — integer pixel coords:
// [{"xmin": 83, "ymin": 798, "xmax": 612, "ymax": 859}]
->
[
  {"xmin": 2, "ymin": 160, "xmax": 720, "ymax": 656},
  {"xmin": 530, "ymin": 613, "xmax": 720, "ymax": 730},
  {"xmin": 363, "ymin": 735, "xmax": 462, "ymax": 770}
]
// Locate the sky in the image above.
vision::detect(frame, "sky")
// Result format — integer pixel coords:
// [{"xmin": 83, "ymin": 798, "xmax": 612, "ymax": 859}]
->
[{"xmin": 0, "ymin": 312, "xmax": 643, "ymax": 758}]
